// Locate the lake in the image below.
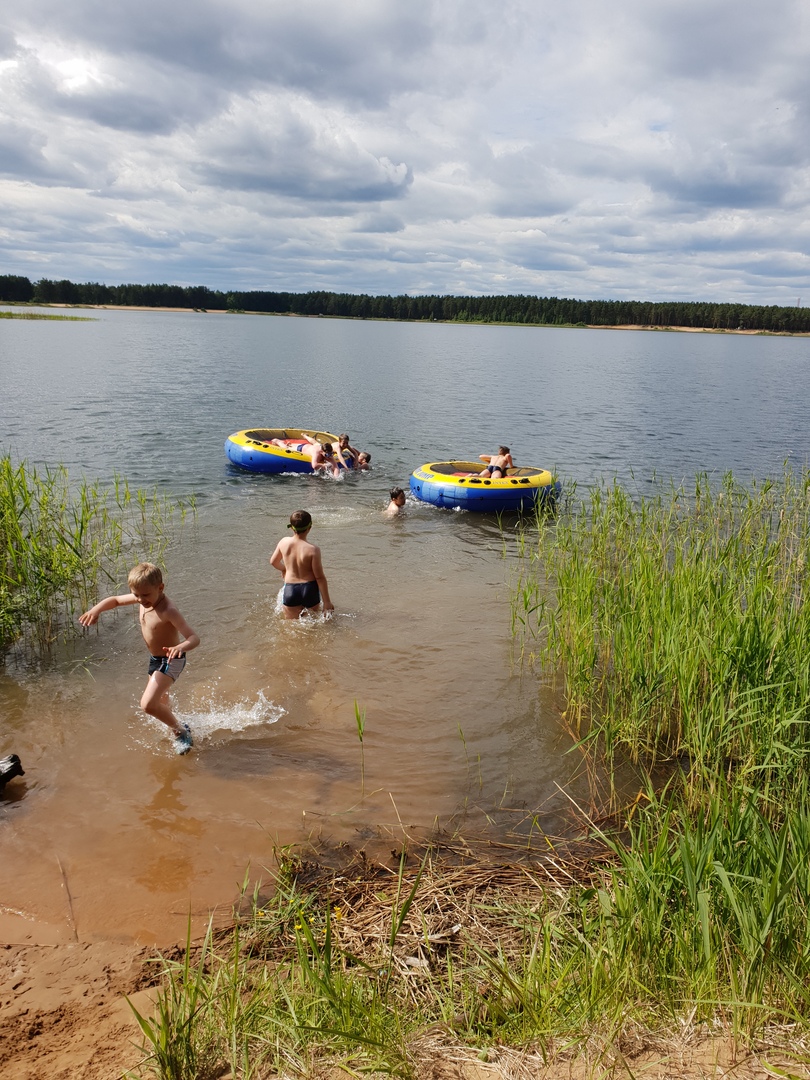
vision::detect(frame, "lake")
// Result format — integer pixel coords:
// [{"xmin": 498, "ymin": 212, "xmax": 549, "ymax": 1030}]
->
[{"xmin": 1, "ymin": 310, "xmax": 809, "ymax": 945}]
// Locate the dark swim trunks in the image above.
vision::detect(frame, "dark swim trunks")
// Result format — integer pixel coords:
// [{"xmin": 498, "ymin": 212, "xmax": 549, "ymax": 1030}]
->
[
  {"xmin": 148, "ymin": 653, "xmax": 187, "ymax": 681},
  {"xmin": 283, "ymin": 580, "xmax": 321, "ymax": 608}
]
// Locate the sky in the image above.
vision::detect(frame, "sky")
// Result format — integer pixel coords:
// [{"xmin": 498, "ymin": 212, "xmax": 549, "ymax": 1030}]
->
[{"xmin": 1, "ymin": 0, "xmax": 809, "ymax": 303}]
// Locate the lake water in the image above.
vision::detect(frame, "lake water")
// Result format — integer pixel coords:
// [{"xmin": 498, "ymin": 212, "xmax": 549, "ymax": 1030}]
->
[{"xmin": 1, "ymin": 310, "xmax": 809, "ymax": 945}]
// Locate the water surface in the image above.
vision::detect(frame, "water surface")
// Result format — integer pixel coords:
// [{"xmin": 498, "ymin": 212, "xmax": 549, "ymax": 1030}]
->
[{"xmin": 1, "ymin": 311, "xmax": 808, "ymax": 943}]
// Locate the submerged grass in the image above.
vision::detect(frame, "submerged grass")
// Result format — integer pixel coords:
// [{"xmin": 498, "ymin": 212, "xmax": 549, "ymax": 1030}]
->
[{"xmin": 1, "ymin": 455, "xmax": 190, "ymax": 660}]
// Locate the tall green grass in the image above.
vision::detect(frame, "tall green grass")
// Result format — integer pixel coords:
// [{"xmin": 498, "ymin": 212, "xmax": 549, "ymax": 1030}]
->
[
  {"xmin": 515, "ymin": 471, "xmax": 810, "ymax": 781},
  {"xmin": 509, "ymin": 468, "xmax": 810, "ymax": 1036},
  {"xmin": 1, "ymin": 455, "xmax": 189, "ymax": 658}
]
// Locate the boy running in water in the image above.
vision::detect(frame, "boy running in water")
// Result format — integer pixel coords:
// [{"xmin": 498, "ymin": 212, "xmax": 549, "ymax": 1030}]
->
[
  {"xmin": 79, "ymin": 563, "xmax": 200, "ymax": 754},
  {"xmin": 270, "ymin": 510, "xmax": 334, "ymax": 619}
]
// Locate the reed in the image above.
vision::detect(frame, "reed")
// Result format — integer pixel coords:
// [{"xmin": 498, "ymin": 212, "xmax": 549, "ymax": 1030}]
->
[
  {"xmin": 0, "ymin": 311, "xmax": 94, "ymax": 320},
  {"xmin": 354, "ymin": 699, "xmax": 366, "ymax": 794},
  {"xmin": 515, "ymin": 470, "xmax": 810, "ymax": 786},
  {"xmin": 1, "ymin": 455, "xmax": 189, "ymax": 660}
]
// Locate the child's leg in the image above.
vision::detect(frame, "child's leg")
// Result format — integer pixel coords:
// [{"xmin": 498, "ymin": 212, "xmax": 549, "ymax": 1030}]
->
[{"xmin": 140, "ymin": 671, "xmax": 182, "ymax": 733}]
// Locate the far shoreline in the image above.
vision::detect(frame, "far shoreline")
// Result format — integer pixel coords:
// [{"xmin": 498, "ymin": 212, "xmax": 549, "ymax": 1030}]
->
[{"xmin": 3, "ymin": 300, "xmax": 809, "ymax": 336}]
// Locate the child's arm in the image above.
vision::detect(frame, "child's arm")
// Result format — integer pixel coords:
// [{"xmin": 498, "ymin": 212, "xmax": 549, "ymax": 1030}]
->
[
  {"xmin": 79, "ymin": 593, "xmax": 138, "ymax": 626},
  {"xmin": 312, "ymin": 547, "xmax": 334, "ymax": 612},
  {"xmin": 269, "ymin": 543, "xmax": 286, "ymax": 577},
  {"xmin": 164, "ymin": 607, "xmax": 200, "ymax": 659}
]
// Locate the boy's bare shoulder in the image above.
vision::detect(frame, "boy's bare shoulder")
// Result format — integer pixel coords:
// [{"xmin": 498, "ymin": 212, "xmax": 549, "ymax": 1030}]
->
[{"xmin": 159, "ymin": 594, "xmax": 183, "ymax": 618}]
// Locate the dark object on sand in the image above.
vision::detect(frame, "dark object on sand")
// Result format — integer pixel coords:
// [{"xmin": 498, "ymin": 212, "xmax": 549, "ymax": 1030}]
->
[{"xmin": 0, "ymin": 754, "xmax": 25, "ymax": 792}]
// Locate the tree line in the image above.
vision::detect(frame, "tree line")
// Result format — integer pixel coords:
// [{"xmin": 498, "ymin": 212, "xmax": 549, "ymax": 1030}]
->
[{"xmin": 2, "ymin": 273, "xmax": 809, "ymax": 333}]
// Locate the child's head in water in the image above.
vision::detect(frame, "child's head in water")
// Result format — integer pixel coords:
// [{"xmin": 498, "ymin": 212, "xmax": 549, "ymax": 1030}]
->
[
  {"xmin": 386, "ymin": 487, "xmax": 406, "ymax": 515},
  {"xmin": 357, "ymin": 452, "xmax": 371, "ymax": 469},
  {"xmin": 288, "ymin": 510, "xmax": 312, "ymax": 534}
]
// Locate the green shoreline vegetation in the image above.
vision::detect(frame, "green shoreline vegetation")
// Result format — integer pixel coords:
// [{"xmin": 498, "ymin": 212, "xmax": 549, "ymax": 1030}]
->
[
  {"xmin": 0, "ymin": 456, "xmax": 190, "ymax": 660},
  {"xmin": 2, "ymin": 273, "xmax": 809, "ymax": 333},
  {"xmin": 0, "ymin": 310, "xmax": 95, "ymax": 321},
  {"xmin": 128, "ymin": 469, "xmax": 810, "ymax": 1079}
]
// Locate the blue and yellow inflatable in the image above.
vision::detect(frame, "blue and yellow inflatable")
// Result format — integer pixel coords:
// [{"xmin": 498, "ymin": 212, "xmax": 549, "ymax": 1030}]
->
[
  {"xmin": 224, "ymin": 428, "xmax": 340, "ymax": 473},
  {"xmin": 410, "ymin": 461, "xmax": 559, "ymax": 512}
]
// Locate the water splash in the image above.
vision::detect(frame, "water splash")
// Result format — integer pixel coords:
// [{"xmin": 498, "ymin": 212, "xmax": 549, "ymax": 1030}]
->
[
  {"xmin": 272, "ymin": 586, "xmax": 335, "ymax": 625},
  {"xmin": 181, "ymin": 689, "xmax": 285, "ymax": 742}
]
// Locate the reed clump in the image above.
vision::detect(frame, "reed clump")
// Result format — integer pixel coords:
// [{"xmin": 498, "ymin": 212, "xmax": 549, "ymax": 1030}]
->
[
  {"xmin": 1, "ymin": 455, "xmax": 188, "ymax": 659},
  {"xmin": 0, "ymin": 310, "xmax": 94, "ymax": 320},
  {"xmin": 516, "ymin": 470, "xmax": 810, "ymax": 781},
  {"xmin": 129, "ymin": 837, "xmax": 810, "ymax": 1080},
  {"xmin": 509, "ymin": 468, "xmax": 810, "ymax": 1040}
]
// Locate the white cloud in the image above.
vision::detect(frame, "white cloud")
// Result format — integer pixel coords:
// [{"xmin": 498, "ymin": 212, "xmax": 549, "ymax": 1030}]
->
[{"xmin": 0, "ymin": 0, "xmax": 808, "ymax": 302}]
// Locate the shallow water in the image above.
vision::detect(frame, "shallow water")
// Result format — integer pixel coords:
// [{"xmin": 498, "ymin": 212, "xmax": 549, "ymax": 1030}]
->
[{"xmin": 1, "ymin": 311, "xmax": 809, "ymax": 944}]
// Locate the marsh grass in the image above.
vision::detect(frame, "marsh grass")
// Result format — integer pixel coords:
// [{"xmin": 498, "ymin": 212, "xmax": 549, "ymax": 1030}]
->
[
  {"xmin": 128, "ymin": 833, "xmax": 810, "ymax": 1080},
  {"xmin": 515, "ymin": 470, "xmax": 810, "ymax": 780},
  {"xmin": 508, "ymin": 468, "xmax": 810, "ymax": 1036},
  {"xmin": 0, "ymin": 310, "xmax": 94, "ymax": 320},
  {"xmin": 1, "ymin": 455, "xmax": 190, "ymax": 659}
]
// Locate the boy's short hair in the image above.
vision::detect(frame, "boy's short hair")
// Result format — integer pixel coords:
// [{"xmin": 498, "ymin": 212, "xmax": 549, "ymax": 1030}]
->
[
  {"xmin": 498, "ymin": 446, "xmax": 510, "ymax": 455},
  {"xmin": 322, "ymin": 442, "xmax": 334, "ymax": 455},
  {"xmin": 128, "ymin": 562, "xmax": 163, "ymax": 589},
  {"xmin": 289, "ymin": 510, "xmax": 312, "ymax": 533},
  {"xmin": 390, "ymin": 487, "xmax": 405, "ymax": 499}
]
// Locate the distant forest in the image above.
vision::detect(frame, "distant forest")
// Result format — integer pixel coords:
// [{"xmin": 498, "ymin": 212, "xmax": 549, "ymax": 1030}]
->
[{"xmin": 2, "ymin": 273, "xmax": 809, "ymax": 333}]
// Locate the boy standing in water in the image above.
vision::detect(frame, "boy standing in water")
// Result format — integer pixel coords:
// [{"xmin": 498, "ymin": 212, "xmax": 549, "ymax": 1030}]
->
[
  {"xmin": 270, "ymin": 510, "xmax": 334, "ymax": 619},
  {"xmin": 79, "ymin": 563, "xmax": 200, "ymax": 754}
]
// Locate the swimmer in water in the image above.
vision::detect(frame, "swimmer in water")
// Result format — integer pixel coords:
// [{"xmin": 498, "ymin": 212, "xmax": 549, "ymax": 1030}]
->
[
  {"xmin": 385, "ymin": 487, "xmax": 407, "ymax": 516},
  {"xmin": 269, "ymin": 510, "xmax": 334, "ymax": 619}
]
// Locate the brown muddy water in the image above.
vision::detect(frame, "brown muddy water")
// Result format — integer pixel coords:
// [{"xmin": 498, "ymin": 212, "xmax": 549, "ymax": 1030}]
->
[
  {"xmin": 1, "ymin": 502, "xmax": 579, "ymax": 946},
  {"xmin": 2, "ymin": 309, "xmax": 808, "ymax": 945}
]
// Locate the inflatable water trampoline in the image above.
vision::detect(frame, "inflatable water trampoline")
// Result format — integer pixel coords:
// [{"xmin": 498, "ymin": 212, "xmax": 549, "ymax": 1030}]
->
[
  {"xmin": 410, "ymin": 461, "xmax": 560, "ymax": 512},
  {"xmin": 224, "ymin": 428, "xmax": 340, "ymax": 473}
]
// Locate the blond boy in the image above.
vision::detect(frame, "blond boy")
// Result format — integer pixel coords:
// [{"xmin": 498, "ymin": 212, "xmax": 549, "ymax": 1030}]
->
[{"xmin": 79, "ymin": 563, "xmax": 200, "ymax": 754}]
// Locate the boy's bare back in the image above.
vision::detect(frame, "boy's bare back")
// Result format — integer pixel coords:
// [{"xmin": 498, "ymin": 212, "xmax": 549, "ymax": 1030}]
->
[{"xmin": 273, "ymin": 533, "xmax": 321, "ymax": 583}]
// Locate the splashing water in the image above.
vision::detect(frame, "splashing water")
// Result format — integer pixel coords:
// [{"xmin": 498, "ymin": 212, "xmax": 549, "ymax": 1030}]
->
[{"xmin": 181, "ymin": 689, "xmax": 285, "ymax": 743}]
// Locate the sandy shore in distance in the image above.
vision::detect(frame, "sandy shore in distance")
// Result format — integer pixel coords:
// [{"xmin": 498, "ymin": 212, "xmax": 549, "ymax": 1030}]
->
[{"xmin": 12, "ymin": 304, "xmax": 807, "ymax": 334}]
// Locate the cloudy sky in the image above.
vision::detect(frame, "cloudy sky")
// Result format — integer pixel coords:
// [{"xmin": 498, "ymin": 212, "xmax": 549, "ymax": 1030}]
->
[{"xmin": 1, "ymin": 0, "xmax": 809, "ymax": 302}]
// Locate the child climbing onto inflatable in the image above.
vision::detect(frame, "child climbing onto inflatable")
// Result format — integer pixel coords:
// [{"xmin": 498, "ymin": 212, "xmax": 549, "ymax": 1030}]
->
[
  {"xmin": 478, "ymin": 446, "xmax": 513, "ymax": 477},
  {"xmin": 79, "ymin": 563, "xmax": 200, "ymax": 754},
  {"xmin": 270, "ymin": 510, "xmax": 334, "ymax": 619}
]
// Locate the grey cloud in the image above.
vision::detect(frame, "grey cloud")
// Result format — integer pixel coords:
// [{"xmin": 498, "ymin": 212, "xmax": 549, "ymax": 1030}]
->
[
  {"xmin": 191, "ymin": 106, "xmax": 412, "ymax": 202},
  {"xmin": 353, "ymin": 213, "xmax": 406, "ymax": 233},
  {"xmin": 0, "ymin": 121, "xmax": 71, "ymax": 182},
  {"xmin": 11, "ymin": 0, "xmax": 485, "ymax": 108},
  {"xmin": 641, "ymin": 0, "xmax": 795, "ymax": 80}
]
